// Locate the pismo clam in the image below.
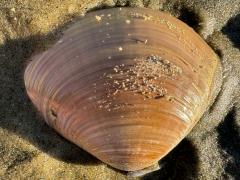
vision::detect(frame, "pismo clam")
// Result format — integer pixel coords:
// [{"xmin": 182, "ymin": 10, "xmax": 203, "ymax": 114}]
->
[{"xmin": 24, "ymin": 8, "xmax": 222, "ymax": 174}]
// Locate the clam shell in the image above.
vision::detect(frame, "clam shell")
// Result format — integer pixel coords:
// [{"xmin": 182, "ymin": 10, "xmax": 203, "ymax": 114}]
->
[{"xmin": 24, "ymin": 8, "xmax": 221, "ymax": 171}]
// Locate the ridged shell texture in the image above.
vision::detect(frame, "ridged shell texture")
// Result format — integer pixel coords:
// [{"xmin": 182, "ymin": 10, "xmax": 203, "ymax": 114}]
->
[{"xmin": 24, "ymin": 8, "xmax": 221, "ymax": 171}]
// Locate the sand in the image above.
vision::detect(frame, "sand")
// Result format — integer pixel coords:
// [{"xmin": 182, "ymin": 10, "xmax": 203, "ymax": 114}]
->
[{"xmin": 0, "ymin": 0, "xmax": 240, "ymax": 179}]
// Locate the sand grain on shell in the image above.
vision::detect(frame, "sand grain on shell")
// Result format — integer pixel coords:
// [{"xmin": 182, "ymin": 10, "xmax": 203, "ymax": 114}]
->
[{"xmin": 97, "ymin": 54, "xmax": 182, "ymax": 112}]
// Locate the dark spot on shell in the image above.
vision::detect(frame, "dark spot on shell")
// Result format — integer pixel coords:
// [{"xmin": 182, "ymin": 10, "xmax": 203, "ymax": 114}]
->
[
  {"xmin": 154, "ymin": 95, "xmax": 164, "ymax": 99},
  {"xmin": 166, "ymin": 96, "xmax": 174, "ymax": 102},
  {"xmin": 49, "ymin": 109, "xmax": 57, "ymax": 120}
]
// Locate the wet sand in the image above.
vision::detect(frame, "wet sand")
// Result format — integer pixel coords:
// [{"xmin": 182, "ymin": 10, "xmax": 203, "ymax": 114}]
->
[{"xmin": 0, "ymin": 0, "xmax": 240, "ymax": 179}]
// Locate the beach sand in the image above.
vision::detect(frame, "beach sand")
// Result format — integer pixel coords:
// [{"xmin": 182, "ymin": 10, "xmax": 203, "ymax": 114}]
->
[{"xmin": 0, "ymin": 0, "xmax": 240, "ymax": 179}]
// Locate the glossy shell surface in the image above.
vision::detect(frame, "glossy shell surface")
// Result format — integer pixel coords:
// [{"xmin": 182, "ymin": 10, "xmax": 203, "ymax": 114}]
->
[{"xmin": 24, "ymin": 8, "xmax": 221, "ymax": 171}]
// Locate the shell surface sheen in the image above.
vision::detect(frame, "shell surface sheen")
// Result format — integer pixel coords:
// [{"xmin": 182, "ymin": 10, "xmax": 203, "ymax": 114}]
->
[{"xmin": 24, "ymin": 8, "xmax": 221, "ymax": 171}]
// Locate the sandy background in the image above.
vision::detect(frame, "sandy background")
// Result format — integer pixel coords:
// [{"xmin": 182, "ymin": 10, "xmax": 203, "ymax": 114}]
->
[{"xmin": 0, "ymin": 0, "xmax": 240, "ymax": 179}]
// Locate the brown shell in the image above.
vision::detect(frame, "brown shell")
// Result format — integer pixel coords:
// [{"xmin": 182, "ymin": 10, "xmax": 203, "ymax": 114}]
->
[{"xmin": 24, "ymin": 8, "xmax": 221, "ymax": 171}]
